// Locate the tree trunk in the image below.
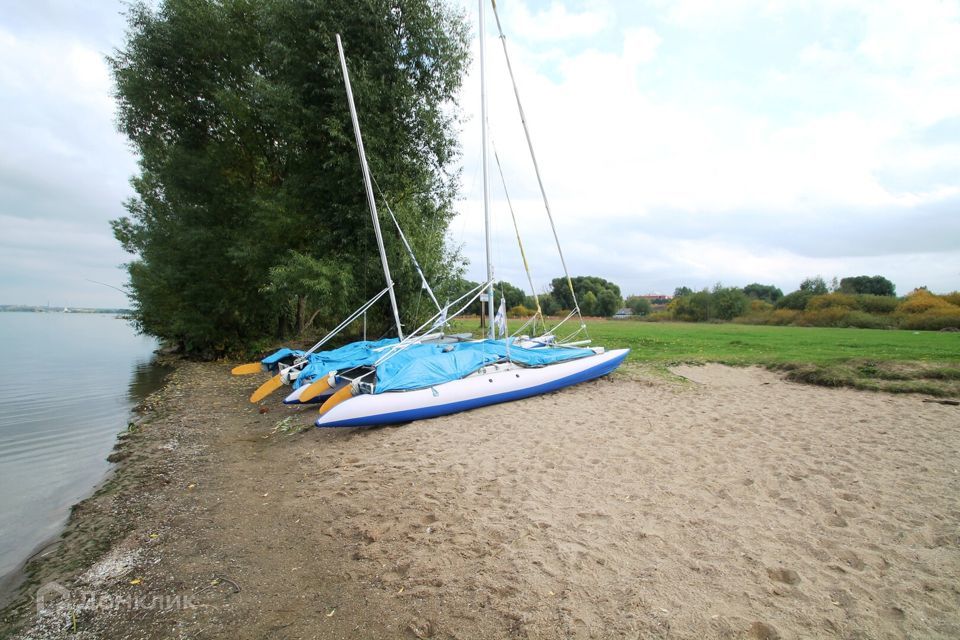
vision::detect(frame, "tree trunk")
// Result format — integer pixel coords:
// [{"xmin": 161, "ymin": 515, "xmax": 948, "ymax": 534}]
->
[
  {"xmin": 305, "ymin": 306, "xmax": 324, "ymax": 332},
  {"xmin": 296, "ymin": 295, "xmax": 307, "ymax": 335}
]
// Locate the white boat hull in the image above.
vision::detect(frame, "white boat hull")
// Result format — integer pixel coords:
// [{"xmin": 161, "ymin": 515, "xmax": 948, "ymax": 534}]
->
[
  {"xmin": 315, "ymin": 348, "xmax": 629, "ymax": 428},
  {"xmin": 283, "ymin": 384, "xmax": 334, "ymax": 404}
]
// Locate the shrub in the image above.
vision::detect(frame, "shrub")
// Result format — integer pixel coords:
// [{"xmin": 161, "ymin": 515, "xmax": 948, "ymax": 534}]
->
[
  {"xmin": 776, "ymin": 290, "xmax": 814, "ymax": 310},
  {"xmin": 624, "ymin": 295, "xmax": 652, "ymax": 316},
  {"xmin": 507, "ymin": 304, "xmax": 533, "ymax": 318},
  {"xmin": 644, "ymin": 311, "xmax": 673, "ymax": 322},
  {"xmin": 712, "ymin": 286, "xmax": 749, "ymax": 320},
  {"xmin": 899, "ymin": 308, "xmax": 960, "ymax": 331},
  {"xmin": 808, "ymin": 293, "xmax": 858, "ymax": 310},
  {"xmin": 941, "ymin": 291, "xmax": 960, "ymax": 307},
  {"xmin": 854, "ymin": 294, "xmax": 899, "ymax": 314},
  {"xmin": 897, "ymin": 289, "xmax": 954, "ymax": 314},
  {"xmin": 768, "ymin": 309, "xmax": 800, "ymax": 325},
  {"xmin": 795, "ymin": 307, "xmax": 893, "ymax": 328},
  {"xmin": 796, "ymin": 307, "xmax": 852, "ymax": 327},
  {"xmin": 844, "ymin": 311, "xmax": 894, "ymax": 329},
  {"xmin": 734, "ymin": 299, "xmax": 774, "ymax": 325},
  {"xmin": 749, "ymin": 299, "xmax": 773, "ymax": 313}
]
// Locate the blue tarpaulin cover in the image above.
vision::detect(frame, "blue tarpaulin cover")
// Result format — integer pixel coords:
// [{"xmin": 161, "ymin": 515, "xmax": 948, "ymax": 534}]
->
[
  {"xmin": 261, "ymin": 348, "xmax": 297, "ymax": 366},
  {"xmin": 373, "ymin": 339, "xmax": 591, "ymax": 394},
  {"xmin": 374, "ymin": 344, "xmax": 500, "ymax": 394},
  {"xmin": 294, "ymin": 338, "xmax": 399, "ymax": 388}
]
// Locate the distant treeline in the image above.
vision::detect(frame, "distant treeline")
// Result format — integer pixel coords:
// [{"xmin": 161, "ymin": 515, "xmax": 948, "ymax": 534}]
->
[
  {"xmin": 648, "ymin": 276, "xmax": 960, "ymax": 331},
  {"xmin": 0, "ymin": 305, "xmax": 132, "ymax": 314}
]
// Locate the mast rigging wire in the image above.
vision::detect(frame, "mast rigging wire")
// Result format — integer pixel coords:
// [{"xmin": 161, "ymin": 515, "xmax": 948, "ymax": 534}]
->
[{"xmin": 489, "ymin": 0, "xmax": 587, "ymax": 339}]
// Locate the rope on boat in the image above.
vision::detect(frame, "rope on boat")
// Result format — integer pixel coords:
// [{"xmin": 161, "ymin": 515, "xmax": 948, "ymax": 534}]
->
[
  {"xmin": 300, "ymin": 286, "xmax": 392, "ymax": 360},
  {"xmin": 489, "ymin": 0, "xmax": 587, "ymax": 342},
  {"xmin": 493, "ymin": 144, "xmax": 543, "ymax": 337},
  {"xmin": 371, "ymin": 174, "xmax": 443, "ymax": 315}
]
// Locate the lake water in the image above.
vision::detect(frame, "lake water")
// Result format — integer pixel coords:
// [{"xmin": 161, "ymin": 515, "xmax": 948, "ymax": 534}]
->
[{"xmin": 0, "ymin": 312, "xmax": 165, "ymax": 596}]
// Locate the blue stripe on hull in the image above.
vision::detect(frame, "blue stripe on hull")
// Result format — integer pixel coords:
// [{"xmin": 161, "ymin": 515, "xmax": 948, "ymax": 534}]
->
[
  {"xmin": 283, "ymin": 394, "xmax": 327, "ymax": 405},
  {"xmin": 316, "ymin": 349, "xmax": 629, "ymax": 428}
]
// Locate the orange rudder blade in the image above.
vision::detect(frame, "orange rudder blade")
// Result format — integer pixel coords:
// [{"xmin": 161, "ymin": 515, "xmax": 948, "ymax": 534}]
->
[
  {"xmin": 231, "ymin": 362, "xmax": 263, "ymax": 375},
  {"xmin": 250, "ymin": 374, "xmax": 283, "ymax": 403},
  {"xmin": 298, "ymin": 376, "xmax": 332, "ymax": 402},
  {"xmin": 318, "ymin": 384, "xmax": 355, "ymax": 415}
]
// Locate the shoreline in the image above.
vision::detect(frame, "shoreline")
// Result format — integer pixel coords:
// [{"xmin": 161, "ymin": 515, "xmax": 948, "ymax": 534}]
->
[
  {"xmin": 0, "ymin": 416, "xmax": 144, "ymax": 613},
  {"xmin": 0, "ymin": 360, "xmax": 178, "ymax": 637},
  {"xmin": 3, "ymin": 360, "xmax": 959, "ymax": 638},
  {"xmin": 0, "ymin": 355, "xmax": 172, "ymax": 613},
  {"xmin": 0, "ymin": 424, "xmax": 139, "ymax": 611},
  {"xmin": 0, "ymin": 528, "xmax": 65, "ymax": 611}
]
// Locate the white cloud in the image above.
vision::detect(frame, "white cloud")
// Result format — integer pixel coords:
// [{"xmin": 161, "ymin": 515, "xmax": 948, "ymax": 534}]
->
[
  {"xmin": 856, "ymin": 0, "xmax": 960, "ymax": 79},
  {"xmin": 503, "ymin": 2, "xmax": 611, "ymax": 42},
  {"xmin": 622, "ymin": 27, "xmax": 662, "ymax": 65},
  {"xmin": 654, "ymin": 0, "xmax": 781, "ymax": 26}
]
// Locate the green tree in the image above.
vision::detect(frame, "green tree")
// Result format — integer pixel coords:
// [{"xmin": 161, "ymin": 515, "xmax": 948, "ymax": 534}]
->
[
  {"xmin": 671, "ymin": 289, "xmax": 711, "ymax": 321},
  {"xmin": 799, "ymin": 276, "xmax": 829, "ymax": 295},
  {"xmin": 550, "ymin": 276, "xmax": 622, "ymax": 313},
  {"xmin": 774, "ymin": 276, "xmax": 831, "ymax": 311},
  {"xmin": 495, "ymin": 280, "xmax": 526, "ymax": 310},
  {"xmin": 711, "ymin": 284, "xmax": 749, "ymax": 320},
  {"xmin": 110, "ymin": 0, "xmax": 470, "ymax": 355},
  {"xmin": 597, "ymin": 289, "xmax": 621, "ymax": 317},
  {"xmin": 441, "ymin": 277, "xmax": 482, "ymax": 316},
  {"xmin": 624, "ymin": 295, "xmax": 652, "ymax": 316},
  {"xmin": 839, "ymin": 275, "xmax": 896, "ymax": 296},
  {"xmin": 674, "ymin": 286, "xmax": 693, "ymax": 297},
  {"xmin": 580, "ymin": 291, "xmax": 599, "ymax": 316},
  {"xmin": 669, "ymin": 285, "xmax": 747, "ymax": 322},
  {"xmin": 742, "ymin": 283, "xmax": 783, "ymax": 303},
  {"xmin": 263, "ymin": 250, "xmax": 353, "ymax": 335},
  {"xmin": 775, "ymin": 290, "xmax": 814, "ymax": 311},
  {"xmin": 534, "ymin": 293, "xmax": 560, "ymax": 316}
]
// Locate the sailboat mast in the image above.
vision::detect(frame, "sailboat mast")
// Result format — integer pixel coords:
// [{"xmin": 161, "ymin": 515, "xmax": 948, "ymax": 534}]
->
[
  {"xmin": 336, "ymin": 34, "xmax": 404, "ymax": 340},
  {"xmin": 479, "ymin": 0, "xmax": 494, "ymax": 338}
]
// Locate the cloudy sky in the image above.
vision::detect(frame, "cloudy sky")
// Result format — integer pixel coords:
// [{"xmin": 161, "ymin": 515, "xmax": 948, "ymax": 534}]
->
[{"xmin": 1, "ymin": 1, "xmax": 958, "ymax": 308}]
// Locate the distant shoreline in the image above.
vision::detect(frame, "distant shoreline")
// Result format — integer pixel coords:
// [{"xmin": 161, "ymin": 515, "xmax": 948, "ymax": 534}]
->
[{"xmin": 0, "ymin": 306, "xmax": 131, "ymax": 315}]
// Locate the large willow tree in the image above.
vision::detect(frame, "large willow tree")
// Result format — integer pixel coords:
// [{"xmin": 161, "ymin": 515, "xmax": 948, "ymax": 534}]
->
[{"xmin": 110, "ymin": 0, "xmax": 469, "ymax": 356}]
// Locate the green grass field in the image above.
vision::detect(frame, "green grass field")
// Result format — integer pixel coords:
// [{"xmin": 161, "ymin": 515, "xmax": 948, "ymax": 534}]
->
[
  {"xmin": 455, "ymin": 318, "xmax": 960, "ymax": 397},
  {"xmin": 580, "ymin": 320, "xmax": 959, "ymax": 365}
]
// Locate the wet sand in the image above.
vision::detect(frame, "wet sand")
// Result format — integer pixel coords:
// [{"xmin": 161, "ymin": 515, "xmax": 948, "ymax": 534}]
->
[{"xmin": 4, "ymin": 361, "xmax": 959, "ymax": 638}]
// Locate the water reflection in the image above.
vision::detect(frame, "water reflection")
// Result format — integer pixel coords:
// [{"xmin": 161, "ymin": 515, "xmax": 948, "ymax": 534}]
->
[{"xmin": 128, "ymin": 360, "xmax": 173, "ymax": 404}]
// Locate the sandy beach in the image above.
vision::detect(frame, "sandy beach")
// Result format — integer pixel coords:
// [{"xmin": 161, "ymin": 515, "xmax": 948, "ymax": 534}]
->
[{"xmin": 4, "ymin": 361, "xmax": 959, "ymax": 639}]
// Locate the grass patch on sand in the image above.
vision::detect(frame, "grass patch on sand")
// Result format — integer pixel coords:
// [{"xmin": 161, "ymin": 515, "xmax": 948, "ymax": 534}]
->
[{"xmin": 774, "ymin": 362, "xmax": 960, "ymax": 397}]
